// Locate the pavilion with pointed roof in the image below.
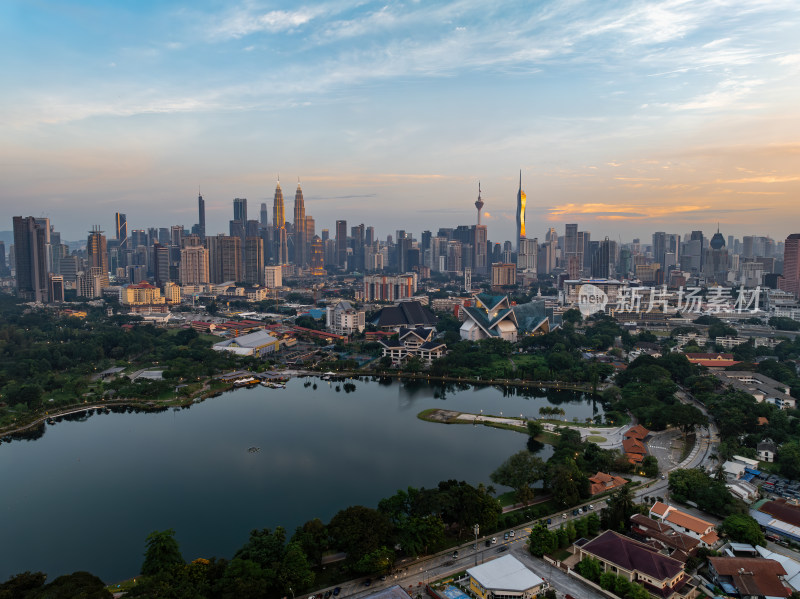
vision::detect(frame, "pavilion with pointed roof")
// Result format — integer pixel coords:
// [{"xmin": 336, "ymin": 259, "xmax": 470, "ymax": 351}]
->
[{"xmin": 460, "ymin": 293, "xmax": 519, "ymax": 342}]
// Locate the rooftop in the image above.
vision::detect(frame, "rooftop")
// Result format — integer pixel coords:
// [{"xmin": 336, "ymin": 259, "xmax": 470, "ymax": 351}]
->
[
  {"xmin": 581, "ymin": 530, "xmax": 684, "ymax": 582},
  {"xmin": 467, "ymin": 555, "xmax": 544, "ymax": 592}
]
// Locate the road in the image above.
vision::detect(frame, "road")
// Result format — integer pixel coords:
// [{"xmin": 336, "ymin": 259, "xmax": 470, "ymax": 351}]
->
[{"xmin": 333, "ymin": 501, "xmax": 610, "ymax": 599}]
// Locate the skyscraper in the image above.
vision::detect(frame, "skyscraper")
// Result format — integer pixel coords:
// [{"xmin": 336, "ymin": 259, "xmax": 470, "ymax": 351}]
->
[
  {"xmin": 780, "ymin": 234, "xmax": 800, "ymax": 298},
  {"xmin": 87, "ymin": 226, "xmax": 109, "ymax": 284},
  {"xmin": 335, "ymin": 220, "xmax": 347, "ymax": 269},
  {"xmin": 13, "ymin": 216, "xmax": 48, "ymax": 302},
  {"xmin": 272, "ymin": 182, "xmax": 288, "ymax": 265},
  {"xmin": 259, "ymin": 202, "xmax": 269, "ymax": 228},
  {"xmin": 197, "ymin": 193, "xmax": 206, "ymax": 241},
  {"xmin": 474, "ymin": 183, "xmax": 488, "ymax": 275},
  {"xmin": 516, "ymin": 171, "xmax": 526, "ymax": 253},
  {"xmin": 115, "ymin": 213, "xmax": 128, "ymax": 268},
  {"xmin": 293, "ymin": 181, "xmax": 307, "ymax": 267},
  {"xmin": 233, "ymin": 197, "xmax": 247, "ymax": 224}
]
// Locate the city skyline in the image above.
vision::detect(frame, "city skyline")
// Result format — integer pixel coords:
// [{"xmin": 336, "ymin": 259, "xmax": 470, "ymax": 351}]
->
[{"xmin": 2, "ymin": 1, "xmax": 800, "ymax": 240}]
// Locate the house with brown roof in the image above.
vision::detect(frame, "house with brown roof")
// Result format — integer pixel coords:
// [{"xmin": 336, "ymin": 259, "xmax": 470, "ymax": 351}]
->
[
  {"xmin": 708, "ymin": 556, "xmax": 791, "ymax": 598},
  {"xmin": 625, "ymin": 425, "xmax": 651, "ymax": 441},
  {"xmin": 649, "ymin": 502, "xmax": 719, "ymax": 547},
  {"xmin": 577, "ymin": 530, "xmax": 696, "ymax": 599},
  {"xmin": 630, "ymin": 514, "xmax": 700, "ymax": 562},
  {"xmin": 623, "ymin": 437, "xmax": 648, "ymax": 464},
  {"xmin": 590, "ymin": 472, "xmax": 628, "ymax": 495}
]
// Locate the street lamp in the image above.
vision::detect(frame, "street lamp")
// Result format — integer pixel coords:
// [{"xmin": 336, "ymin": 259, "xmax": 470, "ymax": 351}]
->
[
  {"xmin": 289, "ymin": 588, "xmax": 295, "ymax": 599},
  {"xmin": 474, "ymin": 524, "xmax": 480, "ymax": 566}
]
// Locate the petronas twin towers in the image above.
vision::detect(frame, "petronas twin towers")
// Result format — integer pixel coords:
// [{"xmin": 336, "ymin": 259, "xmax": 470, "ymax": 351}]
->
[{"xmin": 272, "ymin": 179, "xmax": 307, "ymax": 267}]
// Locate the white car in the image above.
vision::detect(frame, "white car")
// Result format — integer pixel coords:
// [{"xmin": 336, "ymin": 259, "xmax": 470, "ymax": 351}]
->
[{"xmin": 491, "ymin": 537, "xmax": 497, "ymax": 544}]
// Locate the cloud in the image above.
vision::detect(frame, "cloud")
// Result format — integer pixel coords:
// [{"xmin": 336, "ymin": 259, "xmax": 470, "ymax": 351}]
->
[
  {"xmin": 547, "ymin": 202, "xmax": 712, "ymax": 221},
  {"xmin": 716, "ymin": 175, "xmax": 800, "ymax": 184},
  {"xmin": 209, "ymin": 5, "xmax": 328, "ymax": 39}
]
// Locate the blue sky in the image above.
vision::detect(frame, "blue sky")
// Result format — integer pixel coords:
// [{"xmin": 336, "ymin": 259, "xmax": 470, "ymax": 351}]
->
[{"xmin": 2, "ymin": 0, "xmax": 800, "ymax": 243}]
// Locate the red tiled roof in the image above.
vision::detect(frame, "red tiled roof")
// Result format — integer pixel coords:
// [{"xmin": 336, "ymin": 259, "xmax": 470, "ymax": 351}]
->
[
  {"xmin": 590, "ymin": 472, "xmax": 627, "ymax": 495},
  {"xmin": 623, "ymin": 437, "xmax": 647, "ymax": 455},
  {"xmin": 630, "ymin": 514, "xmax": 700, "ymax": 559},
  {"xmin": 625, "ymin": 425, "xmax": 650, "ymax": 440}
]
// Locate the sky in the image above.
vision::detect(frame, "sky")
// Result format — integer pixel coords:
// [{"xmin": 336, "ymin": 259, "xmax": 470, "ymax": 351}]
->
[{"xmin": 1, "ymin": 0, "xmax": 800, "ymax": 244}]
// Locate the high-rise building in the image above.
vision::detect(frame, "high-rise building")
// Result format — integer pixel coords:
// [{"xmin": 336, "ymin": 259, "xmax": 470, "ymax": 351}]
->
[
  {"xmin": 779, "ymin": 234, "xmax": 800, "ymax": 298},
  {"xmin": 292, "ymin": 181, "xmax": 307, "ymax": 267},
  {"xmin": 264, "ymin": 265, "xmax": 282, "ymax": 288},
  {"xmin": 259, "ymin": 202, "xmax": 269, "ymax": 228},
  {"xmin": 87, "ymin": 226, "xmax": 109, "ymax": 288},
  {"xmin": 516, "ymin": 171, "xmax": 526, "ymax": 253},
  {"xmin": 207, "ymin": 235, "xmax": 241, "ymax": 283},
  {"xmin": 272, "ymin": 182, "xmax": 288, "ymax": 265},
  {"xmin": 310, "ymin": 236, "xmax": 324, "ymax": 276},
  {"xmin": 115, "ymin": 213, "xmax": 128, "ymax": 267},
  {"xmin": 335, "ymin": 220, "xmax": 348, "ymax": 269},
  {"xmin": 564, "ymin": 224, "xmax": 578, "ymax": 269},
  {"xmin": 179, "ymin": 239, "xmax": 209, "ymax": 286},
  {"xmin": 13, "ymin": 216, "xmax": 49, "ymax": 302},
  {"xmin": 233, "ymin": 197, "xmax": 247, "ymax": 224},
  {"xmin": 197, "ymin": 193, "xmax": 206, "ymax": 241},
  {"xmin": 152, "ymin": 242, "xmax": 171, "ymax": 286},
  {"xmin": 245, "ymin": 237, "xmax": 264, "ymax": 285}
]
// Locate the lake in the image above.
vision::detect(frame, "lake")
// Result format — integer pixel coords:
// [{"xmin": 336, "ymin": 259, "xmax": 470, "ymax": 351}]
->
[{"xmin": 0, "ymin": 377, "xmax": 601, "ymax": 583}]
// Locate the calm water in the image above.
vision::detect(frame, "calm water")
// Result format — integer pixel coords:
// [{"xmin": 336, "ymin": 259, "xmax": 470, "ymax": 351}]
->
[{"xmin": 0, "ymin": 378, "xmax": 600, "ymax": 582}]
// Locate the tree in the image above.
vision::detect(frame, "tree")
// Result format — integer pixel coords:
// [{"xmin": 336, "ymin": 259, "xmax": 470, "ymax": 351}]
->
[
  {"xmin": 291, "ymin": 519, "xmax": 328, "ymax": 566},
  {"xmin": 641, "ymin": 455, "xmax": 660, "ymax": 478},
  {"xmin": 575, "ymin": 557, "xmax": 602, "ymax": 582},
  {"xmin": 278, "ymin": 542, "xmax": 315, "ymax": 592},
  {"xmin": 27, "ymin": 571, "xmax": 111, "ymax": 599},
  {"xmin": 217, "ymin": 558, "xmax": 271, "ymax": 599},
  {"xmin": 0, "ymin": 571, "xmax": 46, "ymax": 599},
  {"xmin": 777, "ymin": 441, "xmax": 800, "ymax": 480},
  {"xmin": 721, "ymin": 514, "xmax": 765, "ymax": 546},
  {"xmin": 328, "ymin": 506, "xmax": 392, "ymax": 566},
  {"xmin": 354, "ymin": 546, "xmax": 395, "ymax": 575},
  {"xmin": 234, "ymin": 527, "xmax": 287, "ymax": 570},
  {"xmin": 141, "ymin": 529, "xmax": 184, "ymax": 577},
  {"xmin": 601, "ymin": 485, "xmax": 635, "ymax": 533},
  {"xmin": 490, "ymin": 450, "xmax": 545, "ymax": 505},
  {"xmin": 526, "ymin": 420, "xmax": 544, "ymax": 437},
  {"xmin": 527, "ymin": 524, "xmax": 558, "ymax": 557}
]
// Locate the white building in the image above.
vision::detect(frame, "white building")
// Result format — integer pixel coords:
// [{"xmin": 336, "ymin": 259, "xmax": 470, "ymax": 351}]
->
[
  {"xmin": 467, "ymin": 555, "xmax": 545, "ymax": 599},
  {"xmin": 460, "ymin": 293, "xmax": 518, "ymax": 343},
  {"xmin": 326, "ymin": 300, "xmax": 366, "ymax": 335},
  {"xmin": 212, "ymin": 330, "xmax": 280, "ymax": 358},
  {"xmin": 264, "ymin": 265, "xmax": 282, "ymax": 289}
]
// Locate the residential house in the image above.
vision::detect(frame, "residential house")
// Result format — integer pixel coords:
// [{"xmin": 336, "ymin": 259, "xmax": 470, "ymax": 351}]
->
[
  {"xmin": 590, "ymin": 472, "xmax": 628, "ymax": 495},
  {"xmin": 649, "ymin": 502, "xmax": 719, "ymax": 547},
  {"xmin": 758, "ymin": 441, "xmax": 778, "ymax": 463},
  {"xmin": 326, "ymin": 300, "xmax": 366, "ymax": 335},
  {"xmin": 629, "ymin": 514, "xmax": 700, "ymax": 562},
  {"xmin": 623, "ymin": 425, "xmax": 650, "ymax": 464}
]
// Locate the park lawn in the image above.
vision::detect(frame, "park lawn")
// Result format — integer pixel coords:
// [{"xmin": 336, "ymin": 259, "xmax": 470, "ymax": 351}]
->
[{"xmin": 586, "ymin": 435, "xmax": 607, "ymax": 443}]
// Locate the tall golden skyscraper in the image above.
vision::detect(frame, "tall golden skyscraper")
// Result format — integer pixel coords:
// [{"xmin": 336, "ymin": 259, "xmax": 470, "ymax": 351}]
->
[
  {"xmin": 516, "ymin": 170, "xmax": 526, "ymax": 252},
  {"xmin": 272, "ymin": 180, "xmax": 288, "ymax": 265}
]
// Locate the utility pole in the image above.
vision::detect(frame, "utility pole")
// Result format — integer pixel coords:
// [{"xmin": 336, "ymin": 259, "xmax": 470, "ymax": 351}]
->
[{"xmin": 474, "ymin": 524, "xmax": 480, "ymax": 566}]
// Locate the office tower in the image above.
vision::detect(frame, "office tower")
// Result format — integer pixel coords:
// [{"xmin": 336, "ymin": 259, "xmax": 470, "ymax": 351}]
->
[
  {"xmin": 310, "ymin": 236, "xmax": 324, "ymax": 276},
  {"xmin": 365, "ymin": 226, "xmax": 375, "ymax": 246},
  {"xmin": 578, "ymin": 231, "xmax": 590, "ymax": 272},
  {"xmin": 293, "ymin": 181, "xmax": 307, "ymax": 267},
  {"xmin": 233, "ymin": 197, "xmax": 247, "ymax": 224},
  {"xmin": 779, "ymin": 234, "xmax": 800, "ymax": 298},
  {"xmin": 321, "ymin": 229, "xmax": 329, "ymax": 242},
  {"xmin": 180, "ymin": 243, "xmax": 209, "ymax": 285},
  {"xmin": 245, "ymin": 237, "xmax": 264, "ymax": 285},
  {"xmin": 152, "ymin": 242, "xmax": 171, "ymax": 285},
  {"xmin": 703, "ymin": 226, "xmax": 729, "ymax": 284},
  {"xmin": 516, "ymin": 172, "xmax": 526, "ymax": 253},
  {"xmin": 491, "ymin": 263, "xmax": 516, "ymax": 289},
  {"xmin": 115, "ymin": 213, "xmax": 128, "ymax": 267},
  {"xmin": 13, "ymin": 216, "xmax": 49, "ymax": 302},
  {"xmin": 87, "ymin": 226, "xmax": 109, "ymax": 288},
  {"xmin": 158, "ymin": 227, "xmax": 170, "ymax": 245},
  {"xmin": 652, "ymin": 232, "xmax": 666, "ymax": 268},
  {"xmin": 131, "ymin": 229, "xmax": 147, "ymax": 249},
  {"xmin": 272, "ymin": 182, "xmax": 288, "ymax": 265},
  {"xmin": 0, "ymin": 241, "xmax": 7, "ymax": 276},
  {"xmin": 259, "ymin": 202, "xmax": 269, "ymax": 228},
  {"xmin": 196, "ymin": 193, "xmax": 205, "ymax": 241},
  {"xmin": 335, "ymin": 220, "xmax": 347, "ymax": 268},
  {"xmin": 305, "ymin": 216, "xmax": 315, "ymax": 248},
  {"xmin": 48, "ymin": 274, "xmax": 65, "ymax": 303},
  {"xmin": 564, "ymin": 223, "xmax": 578, "ymax": 268}
]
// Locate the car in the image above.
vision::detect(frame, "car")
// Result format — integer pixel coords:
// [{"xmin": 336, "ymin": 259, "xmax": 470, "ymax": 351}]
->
[
  {"xmin": 364, "ymin": 579, "xmax": 372, "ymax": 587},
  {"xmin": 562, "ymin": 513, "xmax": 567, "ymax": 519},
  {"xmin": 661, "ymin": 475, "xmax": 666, "ymax": 480},
  {"xmin": 588, "ymin": 504, "xmax": 594, "ymax": 510},
  {"xmin": 546, "ymin": 518, "xmax": 552, "ymax": 525},
  {"xmin": 498, "ymin": 545, "xmax": 508, "ymax": 552},
  {"xmin": 485, "ymin": 540, "xmax": 492, "ymax": 547},
  {"xmin": 381, "ymin": 576, "xmax": 387, "ymax": 581},
  {"xmin": 572, "ymin": 509, "xmax": 579, "ymax": 516},
  {"xmin": 333, "ymin": 588, "xmax": 341, "ymax": 596},
  {"xmin": 472, "ymin": 543, "xmax": 477, "ymax": 550},
  {"xmin": 452, "ymin": 551, "xmax": 459, "ymax": 558},
  {"xmin": 503, "ymin": 532, "xmax": 509, "ymax": 540},
  {"xmin": 325, "ymin": 591, "xmax": 332, "ymax": 599},
  {"xmin": 510, "ymin": 530, "xmax": 515, "ymax": 537},
  {"xmin": 491, "ymin": 537, "xmax": 497, "ymax": 544}
]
